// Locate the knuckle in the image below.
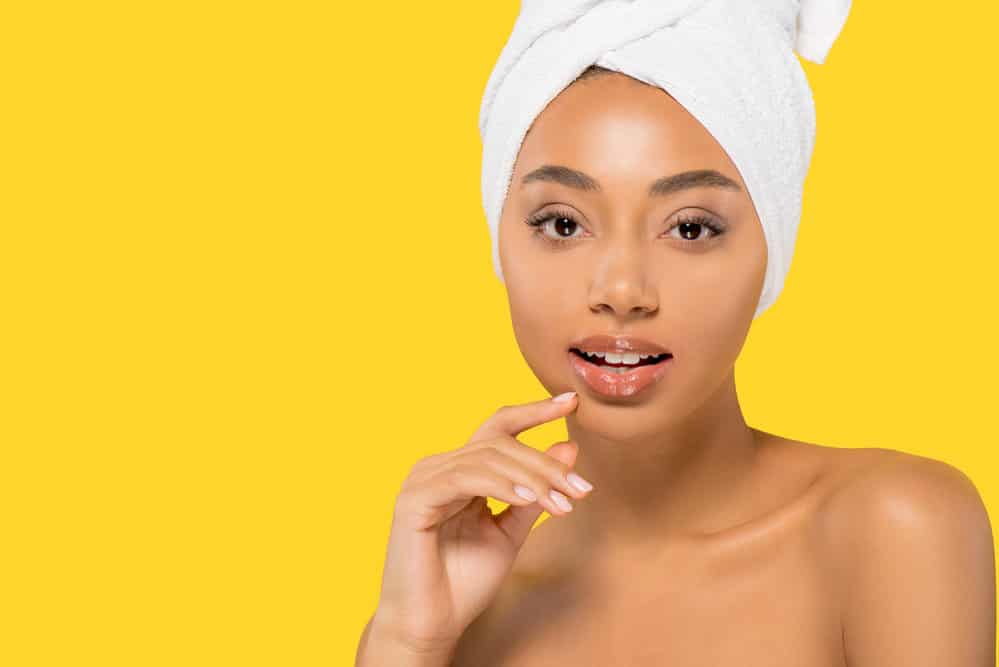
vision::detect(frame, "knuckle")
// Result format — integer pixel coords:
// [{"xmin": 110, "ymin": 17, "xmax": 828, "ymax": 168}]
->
[
  {"xmin": 529, "ymin": 472, "xmax": 551, "ymax": 492},
  {"xmin": 550, "ymin": 460, "xmax": 571, "ymax": 478},
  {"xmin": 406, "ymin": 451, "xmax": 456, "ymax": 484},
  {"xmin": 448, "ymin": 450, "xmax": 481, "ymax": 469},
  {"xmin": 401, "ymin": 468, "xmax": 426, "ymax": 491},
  {"xmin": 460, "ymin": 438, "xmax": 486, "ymax": 451},
  {"xmin": 393, "ymin": 488, "xmax": 416, "ymax": 514},
  {"xmin": 447, "ymin": 462, "xmax": 476, "ymax": 484},
  {"xmin": 494, "ymin": 404, "xmax": 515, "ymax": 418},
  {"xmin": 408, "ymin": 455, "xmax": 434, "ymax": 475},
  {"xmin": 538, "ymin": 454, "xmax": 569, "ymax": 476},
  {"xmin": 489, "ymin": 435, "xmax": 520, "ymax": 453},
  {"xmin": 474, "ymin": 446, "xmax": 504, "ymax": 465},
  {"xmin": 465, "ymin": 435, "xmax": 502, "ymax": 451},
  {"xmin": 399, "ymin": 468, "xmax": 418, "ymax": 490}
]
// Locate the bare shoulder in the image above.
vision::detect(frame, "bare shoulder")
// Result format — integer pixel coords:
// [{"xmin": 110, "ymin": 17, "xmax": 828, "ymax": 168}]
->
[
  {"xmin": 812, "ymin": 445, "xmax": 996, "ymax": 664},
  {"xmin": 815, "ymin": 445, "xmax": 993, "ymax": 549}
]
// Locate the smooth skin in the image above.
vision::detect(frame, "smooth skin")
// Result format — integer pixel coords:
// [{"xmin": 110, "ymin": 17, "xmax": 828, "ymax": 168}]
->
[
  {"xmin": 358, "ymin": 68, "xmax": 996, "ymax": 666},
  {"xmin": 356, "ymin": 394, "xmax": 589, "ymax": 666}
]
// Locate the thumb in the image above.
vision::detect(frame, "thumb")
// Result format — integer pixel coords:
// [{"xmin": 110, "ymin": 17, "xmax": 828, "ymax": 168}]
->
[
  {"xmin": 544, "ymin": 439, "xmax": 579, "ymax": 467},
  {"xmin": 493, "ymin": 440, "xmax": 579, "ymax": 548}
]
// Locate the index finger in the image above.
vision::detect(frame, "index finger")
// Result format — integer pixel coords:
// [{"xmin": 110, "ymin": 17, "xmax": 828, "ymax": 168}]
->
[{"xmin": 468, "ymin": 391, "xmax": 578, "ymax": 443}]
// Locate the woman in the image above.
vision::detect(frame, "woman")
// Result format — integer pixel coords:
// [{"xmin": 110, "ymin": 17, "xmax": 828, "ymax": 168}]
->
[{"xmin": 356, "ymin": 2, "xmax": 996, "ymax": 665}]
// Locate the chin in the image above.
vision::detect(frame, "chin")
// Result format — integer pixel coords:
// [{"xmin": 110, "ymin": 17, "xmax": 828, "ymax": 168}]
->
[
  {"xmin": 569, "ymin": 394, "xmax": 687, "ymax": 443},
  {"xmin": 572, "ymin": 411, "xmax": 663, "ymax": 445}
]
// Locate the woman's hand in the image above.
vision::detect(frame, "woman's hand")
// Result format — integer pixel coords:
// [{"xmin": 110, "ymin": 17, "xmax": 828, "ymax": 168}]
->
[{"xmin": 369, "ymin": 392, "xmax": 591, "ymax": 657}]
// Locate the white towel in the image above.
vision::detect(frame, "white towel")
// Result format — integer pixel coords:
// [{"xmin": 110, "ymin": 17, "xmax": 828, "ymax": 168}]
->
[{"xmin": 479, "ymin": 0, "xmax": 851, "ymax": 318}]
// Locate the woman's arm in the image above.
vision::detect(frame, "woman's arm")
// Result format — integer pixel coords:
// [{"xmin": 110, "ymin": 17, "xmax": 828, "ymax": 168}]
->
[
  {"xmin": 355, "ymin": 612, "xmax": 456, "ymax": 667},
  {"xmin": 832, "ymin": 455, "xmax": 996, "ymax": 665}
]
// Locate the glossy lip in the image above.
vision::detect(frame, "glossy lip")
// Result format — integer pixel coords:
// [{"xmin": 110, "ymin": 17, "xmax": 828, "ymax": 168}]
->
[
  {"xmin": 568, "ymin": 334, "xmax": 671, "ymax": 356},
  {"xmin": 567, "ymin": 348, "xmax": 673, "ymax": 399}
]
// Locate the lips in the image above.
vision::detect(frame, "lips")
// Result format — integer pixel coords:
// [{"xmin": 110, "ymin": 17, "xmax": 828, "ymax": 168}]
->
[
  {"xmin": 568, "ymin": 333, "xmax": 670, "ymax": 356},
  {"xmin": 567, "ymin": 334, "xmax": 673, "ymax": 398}
]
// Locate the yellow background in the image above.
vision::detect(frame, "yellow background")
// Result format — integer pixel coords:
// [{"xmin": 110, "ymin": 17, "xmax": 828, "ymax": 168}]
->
[{"xmin": 2, "ymin": 2, "xmax": 996, "ymax": 664}]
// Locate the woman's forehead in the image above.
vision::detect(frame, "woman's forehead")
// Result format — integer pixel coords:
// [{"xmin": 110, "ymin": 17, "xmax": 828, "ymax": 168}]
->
[{"xmin": 514, "ymin": 77, "xmax": 747, "ymax": 195}]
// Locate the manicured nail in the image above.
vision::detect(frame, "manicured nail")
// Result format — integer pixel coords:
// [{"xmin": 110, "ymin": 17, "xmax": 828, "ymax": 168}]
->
[
  {"xmin": 514, "ymin": 485, "xmax": 537, "ymax": 502},
  {"xmin": 549, "ymin": 489, "xmax": 573, "ymax": 511},
  {"xmin": 552, "ymin": 391, "xmax": 576, "ymax": 403},
  {"xmin": 566, "ymin": 472, "xmax": 593, "ymax": 492}
]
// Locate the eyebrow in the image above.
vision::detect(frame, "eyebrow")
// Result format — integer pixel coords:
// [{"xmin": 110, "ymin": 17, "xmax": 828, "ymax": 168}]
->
[{"xmin": 520, "ymin": 164, "xmax": 743, "ymax": 197}]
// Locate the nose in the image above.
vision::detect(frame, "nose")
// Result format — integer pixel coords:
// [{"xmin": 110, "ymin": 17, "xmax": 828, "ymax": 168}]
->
[{"xmin": 587, "ymin": 247, "xmax": 658, "ymax": 318}]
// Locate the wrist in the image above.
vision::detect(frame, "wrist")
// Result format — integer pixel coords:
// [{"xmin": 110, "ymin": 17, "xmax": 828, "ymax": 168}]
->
[{"xmin": 357, "ymin": 612, "xmax": 458, "ymax": 667}]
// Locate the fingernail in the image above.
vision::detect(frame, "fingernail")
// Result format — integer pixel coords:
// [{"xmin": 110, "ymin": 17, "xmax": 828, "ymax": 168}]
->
[
  {"xmin": 552, "ymin": 391, "xmax": 576, "ymax": 403},
  {"xmin": 567, "ymin": 472, "xmax": 593, "ymax": 492},
  {"xmin": 549, "ymin": 489, "xmax": 573, "ymax": 511},
  {"xmin": 514, "ymin": 485, "xmax": 537, "ymax": 502}
]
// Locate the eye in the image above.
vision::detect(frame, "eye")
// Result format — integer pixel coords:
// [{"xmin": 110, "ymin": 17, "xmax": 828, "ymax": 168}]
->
[
  {"xmin": 523, "ymin": 208, "xmax": 728, "ymax": 248},
  {"xmin": 523, "ymin": 207, "xmax": 587, "ymax": 247},
  {"xmin": 666, "ymin": 213, "xmax": 726, "ymax": 243}
]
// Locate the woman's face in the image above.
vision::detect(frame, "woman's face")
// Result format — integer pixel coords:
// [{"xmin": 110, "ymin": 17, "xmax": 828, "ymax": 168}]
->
[{"xmin": 498, "ymin": 71, "xmax": 767, "ymax": 437}]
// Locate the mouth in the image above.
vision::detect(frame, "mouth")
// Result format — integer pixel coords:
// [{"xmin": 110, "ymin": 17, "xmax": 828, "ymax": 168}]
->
[
  {"xmin": 568, "ymin": 347, "xmax": 673, "ymax": 373},
  {"xmin": 567, "ymin": 347, "xmax": 674, "ymax": 398}
]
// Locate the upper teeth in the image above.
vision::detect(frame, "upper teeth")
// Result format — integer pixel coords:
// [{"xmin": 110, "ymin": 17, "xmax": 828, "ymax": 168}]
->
[{"xmin": 580, "ymin": 350, "xmax": 656, "ymax": 365}]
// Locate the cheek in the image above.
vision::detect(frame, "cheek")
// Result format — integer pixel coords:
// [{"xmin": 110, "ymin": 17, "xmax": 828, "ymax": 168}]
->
[
  {"xmin": 498, "ymin": 209, "xmax": 535, "ymax": 285},
  {"xmin": 501, "ymin": 226, "xmax": 579, "ymax": 389},
  {"xmin": 672, "ymin": 237, "xmax": 766, "ymax": 376},
  {"xmin": 500, "ymin": 215, "xmax": 567, "ymax": 331},
  {"xmin": 505, "ymin": 271, "xmax": 575, "ymax": 389}
]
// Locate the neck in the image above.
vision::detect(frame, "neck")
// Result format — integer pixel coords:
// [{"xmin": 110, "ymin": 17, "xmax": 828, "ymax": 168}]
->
[{"xmin": 561, "ymin": 369, "xmax": 762, "ymax": 554}]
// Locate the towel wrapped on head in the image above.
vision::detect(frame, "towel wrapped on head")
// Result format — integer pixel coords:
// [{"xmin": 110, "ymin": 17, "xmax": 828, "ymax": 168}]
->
[{"xmin": 478, "ymin": 0, "xmax": 852, "ymax": 318}]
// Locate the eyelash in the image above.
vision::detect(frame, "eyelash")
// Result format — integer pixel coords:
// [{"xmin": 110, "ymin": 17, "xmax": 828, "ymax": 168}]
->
[{"xmin": 523, "ymin": 207, "xmax": 726, "ymax": 248}]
